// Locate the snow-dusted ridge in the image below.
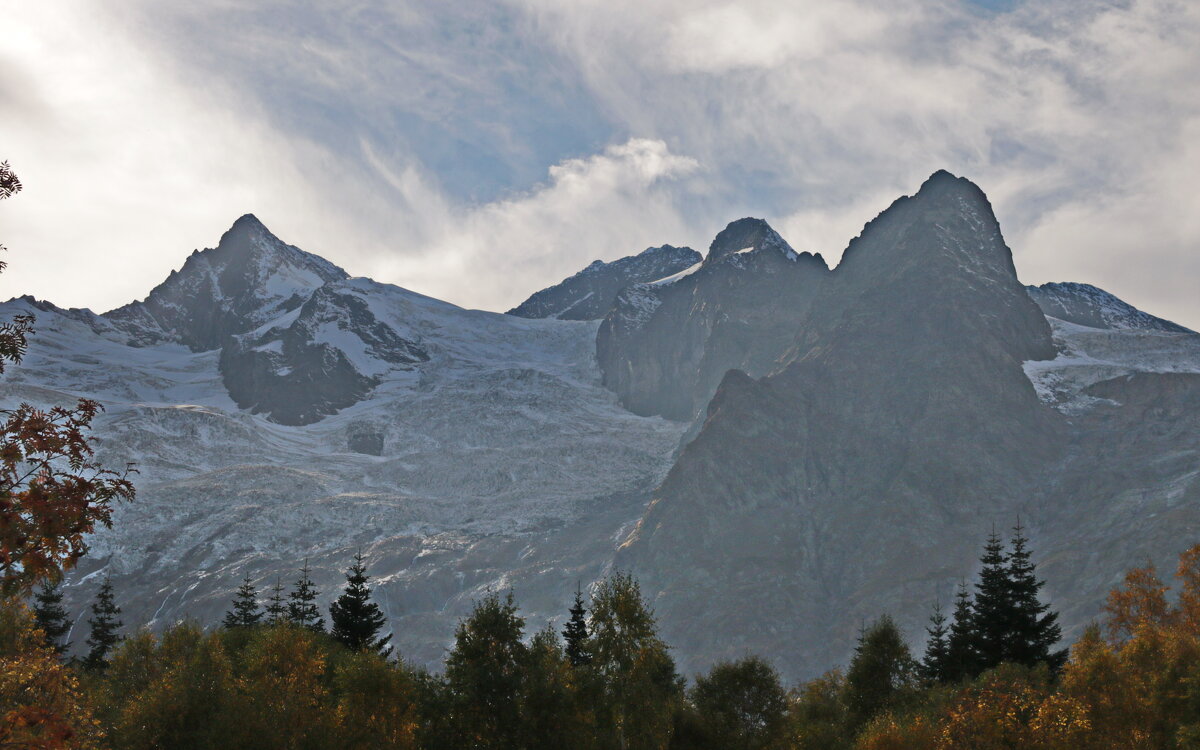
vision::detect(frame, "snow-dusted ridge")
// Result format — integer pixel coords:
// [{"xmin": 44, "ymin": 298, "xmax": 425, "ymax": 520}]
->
[{"xmin": 1023, "ymin": 317, "xmax": 1200, "ymax": 413}]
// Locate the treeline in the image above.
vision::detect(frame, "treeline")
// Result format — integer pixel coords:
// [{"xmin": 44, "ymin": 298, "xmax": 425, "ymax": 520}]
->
[{"xmin": 6, "ymin": 531, "xmax": 1200, "ymax": 748}]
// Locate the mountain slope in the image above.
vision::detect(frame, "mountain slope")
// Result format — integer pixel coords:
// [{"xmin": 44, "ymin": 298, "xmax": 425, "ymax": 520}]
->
[
  {"xmin": 1027, "ymin": 281, "xmax": 1193, "ymax": 334},
  {"xmin": 613, "ymin": 171, "xmax": 1200, "ymax": 678},
  {"xmin": 596, "ymin": 217, "xmax": 829, "ymax": 420},
  {"xmin": 105, "ymin": 214, "xmax": 348, "ymax": 350},
  {"xmin": 0, "ymin": 221, "xmax": 687, "ymax": 670},
  {"xmin": 507, "ymin": 244, "xmax": 701, "ymax": 321}
]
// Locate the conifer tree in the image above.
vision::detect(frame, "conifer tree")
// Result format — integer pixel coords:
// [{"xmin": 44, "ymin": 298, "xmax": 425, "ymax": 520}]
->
[
  {"xmin": 945, "ymin": 579, "xmax": 977, "ymax": 682},
  {"xmin": 287, "ymin": 559, "xmax": 324, "ymax": 632},
  {"xmin": 921, "ymin": 599, "xmax": 949, "ymax": 684},
  {"xmin": 32, "ymin": 578, "xmax": 71, "ymax": 654},
  {"xmin": 84, "ymin": 577, "xmax": 122, "ymax": 669},
  {"xmin": 329, "ymin": 552, "xmax": 392, "ymax": 656},
  {"xmin": 970, "ymin": 529, "xmax": 1011, "ymax": 673},
  {"xmin": 264, "ymin": 578, "xmax": 287, "ymax": 625},
  {"xmin": 222, "ymin": 575, "xmax": 263, "ymax": 629},
  {"xmin": 1005, "ymin": 521, "xmax": 1067, "ymax": 671},
  {"xmin": 562, "ymin": 584, "xmax": 591, "ymax": 667}
]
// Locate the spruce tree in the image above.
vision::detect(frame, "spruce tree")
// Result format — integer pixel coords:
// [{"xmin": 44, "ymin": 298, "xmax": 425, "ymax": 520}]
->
[
  {"xmin": 264, "ymin": 578, "xmax": 287, "ymax": 625},
  {"xmin": 222, "ymin": 575, "xmax": 263, "ymax": 629},
  {"xmin": 84, "ymin": 577, "xmax": 122, "ymax": 670},
  {"xmin": 287, "ymin": 559, "xmax": 324, "ymax": 632},
  {"xmin": 329, "ymin": 552, "xmax": 392, "ymax": 656},
  {"xmin": 32, "ymin": 578, "xmax": 71, "ymax": 654},
  {"xmin": 921, "ymin": 600, "xmax": 949, "ymax": 684},
  {"xmin": 1006, "ymin": 521, "xmax": 1067, "ymax": 671},
  {"xmin": 562, "ymin": 584, "xmax": 591, "ymax": 667},
  {"xmin": 944, "ymin": 579, "xmax": 977, "ymax": 682},
  {"xmin": 970, "ymin": 529, "xmax": 1011, "ymax": 673}
]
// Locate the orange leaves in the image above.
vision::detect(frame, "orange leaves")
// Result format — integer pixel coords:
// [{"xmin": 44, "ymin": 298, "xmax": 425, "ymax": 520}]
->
[
  {"xmin": 0, "ymin": 599, "xmax": 102, "ymax": 749},
  {"xmin": 0, "ymin": 400, "xmax": 135, "ymax": 595},
  {"xmin": 850, "ymin": 545, "xmax": 1200, "ymax": 750},
  {"xmin": 1105, "ymin": 563, "xmax": 1171, "ymax": 642}
]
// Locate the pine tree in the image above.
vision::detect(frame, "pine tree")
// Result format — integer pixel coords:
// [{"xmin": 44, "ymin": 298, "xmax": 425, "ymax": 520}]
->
[
  {"xmin": 562, "ymin": 584, "xmax": 591, "ymax": 667},
  {"xmin": 945, "ymin": 579, "xmax": 977, "ymax": 682},
  {"xmin": 84, "ymin": 577, "xmax": 122, "ymax": 670},
  {"xmin": 329, "ymin": 552, "xmax": 392, "ymax": 656},
  {"xmin": 970, "ymin": 529, "xmax": 1011, "ymax": 673},
  {"xmin": 921, "ymin": 599, "xmax": 949, "ymax": 684},
  {"xmin": 32, "ymin": 578, "xmax": 71, "ymax": 654},
  {"xmin": 1006, "ymin": 521, "xmax": 1067, "ymax": 671},
  {"xmin": 287, "ymin": 559, "xmax": 324, "ymax": 632},
  {"xmin": 222, "ymin": 575, "xmax": 263, "ymax": 629},
  {"xmin": 264, "ymin": 578, "xmax": 287, "ymax": 625}
]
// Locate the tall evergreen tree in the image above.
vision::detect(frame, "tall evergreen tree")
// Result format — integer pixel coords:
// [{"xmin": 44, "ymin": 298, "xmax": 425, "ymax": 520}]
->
[
  {"xmin": 222, "ymin": 575, "xmax": 263, "ymax": 629},
  {"xmin": 264, "ymin": 578, "xmax": 287, "ymax": 625},
  {"xmin": 329, "ymin": 552, "xmax": 392, "ymax": 656},
  {"xmin": 287, "ymin": 559, "xmax": 324, "ymax": 632},
  {"xmin": 32, "ymin": 578, "xmax": 71, "ymax": 654},
  {"xmin": 84, "ymin": 577, "xmax": 122, "ymax": 670},
  {"xmin": 970, "ymin": 529, "xmax": 1011, "ymax": 673},
  {"xmin": 1005, "ymin": 521, "xmax": 1067, "ymax": 671},
  {"xmin": 945, "ymin": 579, "xmax": 977, "ymax": 682},
  {"xmin": 562, "ymin": 584, "xmax": 591, "ymax": 667},
  {"xmin": 921, "ymin": 599, "xmax": 949, "ymax": 684}
]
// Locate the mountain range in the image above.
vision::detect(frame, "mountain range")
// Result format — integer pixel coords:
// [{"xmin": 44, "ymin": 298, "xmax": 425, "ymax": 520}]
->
[{"xmin": 3, "ymin": 170, "xmax": 1198, "ymax": 680}]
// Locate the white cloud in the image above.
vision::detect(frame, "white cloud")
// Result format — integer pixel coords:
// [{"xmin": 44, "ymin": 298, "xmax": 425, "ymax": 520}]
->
[
  {"xmin": 661, "ymin": 2, "xmax": 893, "ymax": 73},
  {"xmin": 2, "ymin": 0, "xmax": 1198, "ymax": 329},
  {"xmin": 374, "ymin": 138, "xmax": 701, "ymax": 311}
]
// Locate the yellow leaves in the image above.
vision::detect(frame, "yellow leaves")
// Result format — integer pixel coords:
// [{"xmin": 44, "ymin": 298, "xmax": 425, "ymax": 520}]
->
[
  {"xmin": 1105, "ymin": 563, "xmax": 1171, "ymax": 642},
  {"xmin": 0, "ymin": 599, "xmax": 102, "ymax": 749}
]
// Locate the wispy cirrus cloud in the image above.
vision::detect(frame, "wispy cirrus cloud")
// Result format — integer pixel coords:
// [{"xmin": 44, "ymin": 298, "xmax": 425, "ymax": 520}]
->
[{"xmin": 2, "ymin": 0, "xmax": 1198, "ymax": 327}]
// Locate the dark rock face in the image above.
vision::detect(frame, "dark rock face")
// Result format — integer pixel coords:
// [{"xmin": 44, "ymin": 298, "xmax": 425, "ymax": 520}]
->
[
  {"xmin": 101, "ymin": 215, "xmax": 428, "ymax": 426},
  {"xmin": 220, "ymin": 285, "xmax": 428, "ymax": 426},
  {"xmin": 508, "ymin": 244, "xmax": 701, "ymax": 321},
  {"xmin": 1027, "ymin": 282, "xmax": 1193, "ymax": 333},
  {"xmin": 596, "ymin": 218, "xmax": 829, "ymax": 421},
  {"xmin": 616, "ymin": 171, "xmax": 1073, "ymax": 677}
]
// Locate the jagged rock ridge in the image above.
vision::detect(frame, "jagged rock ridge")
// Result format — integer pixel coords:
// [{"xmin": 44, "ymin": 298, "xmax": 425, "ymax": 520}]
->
[
  {"xmin": 597, "ymin": 217, "xmax": 829, "ymax": 420},
  {"xmin": 507, "ymin": 244, "xmax": 701, "ymax": 321},
  {"xmin": 1027, "ymin": 281, "xmax": 1193, "ymax": 334}
]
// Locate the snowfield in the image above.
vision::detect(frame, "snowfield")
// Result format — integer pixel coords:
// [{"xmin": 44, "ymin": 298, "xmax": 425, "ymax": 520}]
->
[
  {"xmin": 0, "ymin": 281, "xmax": 685, "ymax": 660},
  {"xmin": 1024, "ymin": 317, "xmax": 1200, "ymax": 413}
]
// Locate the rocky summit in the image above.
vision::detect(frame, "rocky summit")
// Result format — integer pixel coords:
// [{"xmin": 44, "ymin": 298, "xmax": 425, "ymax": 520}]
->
[{"xmin": 3, "ymin": 171, "xmax": 1198, "ymax": 680}]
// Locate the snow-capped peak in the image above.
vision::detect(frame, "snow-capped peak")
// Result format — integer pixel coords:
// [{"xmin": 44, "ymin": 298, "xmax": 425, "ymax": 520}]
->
[{"xmin": 102, "ymin": 215, "xmax": 348, "ymax": 351}]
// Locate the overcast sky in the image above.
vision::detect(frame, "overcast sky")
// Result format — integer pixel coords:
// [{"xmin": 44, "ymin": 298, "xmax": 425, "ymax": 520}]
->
[{"xmin": 2, "ymin": 0, "xmax": 1198, "ymax": 327}]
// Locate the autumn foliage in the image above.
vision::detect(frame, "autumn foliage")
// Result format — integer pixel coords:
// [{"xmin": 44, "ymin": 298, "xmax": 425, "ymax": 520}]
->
[{"xmin": 851, "ymin": 544, "xmax": 1200, "ymax": 750}]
